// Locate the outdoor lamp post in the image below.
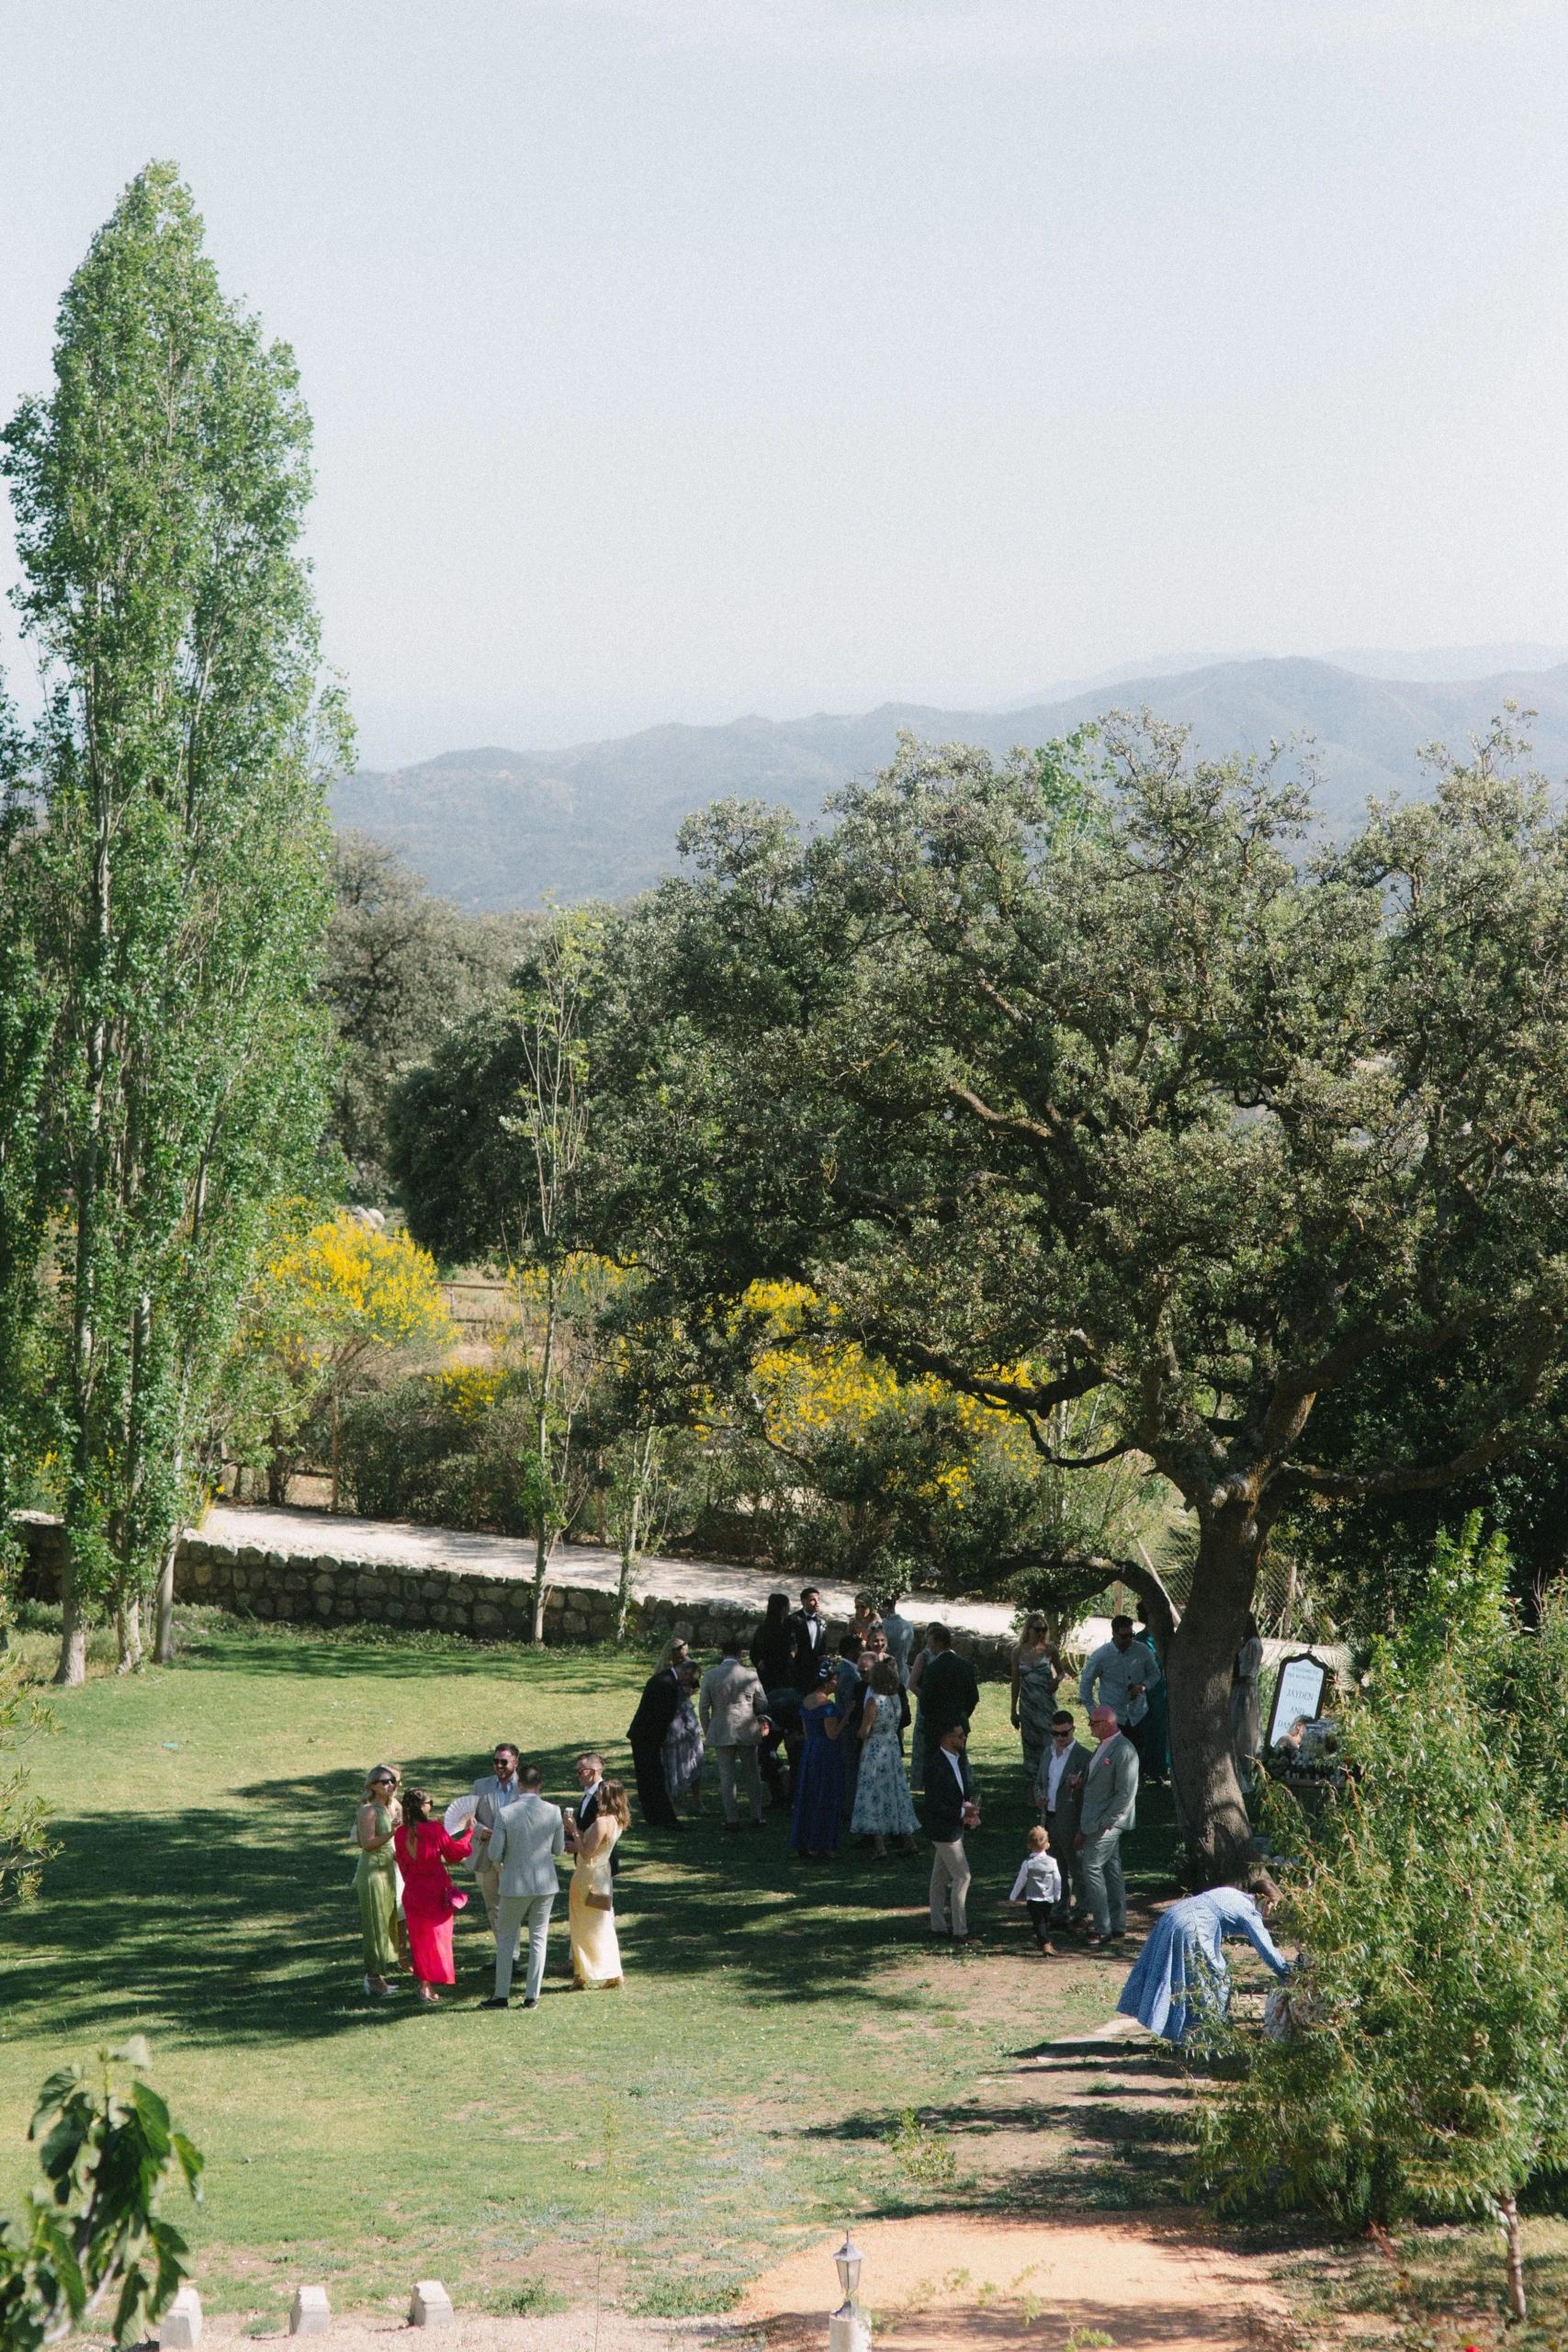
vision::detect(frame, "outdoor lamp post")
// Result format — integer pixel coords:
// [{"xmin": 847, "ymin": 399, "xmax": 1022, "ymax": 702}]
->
[{"xmin": 828, "ymin": 2230, "xmax": 868, "ymax": 2352}]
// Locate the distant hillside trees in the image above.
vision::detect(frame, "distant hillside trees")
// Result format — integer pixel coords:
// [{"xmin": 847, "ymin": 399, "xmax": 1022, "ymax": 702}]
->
[
  {"xmin": 0, "ymin": 164, "xmax": 344, "ymax": 1679},
  {"xmin": 322, "ymin": 832, "xmax": 534, "ymax": 1203}
]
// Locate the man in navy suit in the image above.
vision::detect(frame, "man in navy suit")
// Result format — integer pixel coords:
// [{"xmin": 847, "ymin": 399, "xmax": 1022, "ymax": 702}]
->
[{"xmin": 570, "ymin": 1750, "xmax": 619, "ymax": 1875}]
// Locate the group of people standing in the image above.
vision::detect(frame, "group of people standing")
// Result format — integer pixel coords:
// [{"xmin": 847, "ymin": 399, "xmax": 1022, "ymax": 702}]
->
[
  {"xmin": 352, "ymin": 1586, "xmax": 1292, "ymax": 2041},
  {"xmin": 354, "ymin": 1747, "xmax": 630, "ymax": 2008}
]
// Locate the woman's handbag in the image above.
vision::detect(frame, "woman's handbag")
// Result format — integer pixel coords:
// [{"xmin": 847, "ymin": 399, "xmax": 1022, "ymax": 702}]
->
[{"xmin": 584, "ymin": 1890, "xmax": 615, "ymax": 1912}]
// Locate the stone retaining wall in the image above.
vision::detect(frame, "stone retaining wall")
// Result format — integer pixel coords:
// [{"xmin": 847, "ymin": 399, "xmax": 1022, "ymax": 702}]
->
[{"xmin": 15, "ymin": 1513, "xmax": 1013, "ymax": 1677}]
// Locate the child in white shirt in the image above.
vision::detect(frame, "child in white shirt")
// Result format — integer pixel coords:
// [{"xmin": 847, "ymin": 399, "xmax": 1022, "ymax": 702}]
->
[{"xmin": 1008, "ymin": 1824, "xmax": 1063, "ymax": 1954}]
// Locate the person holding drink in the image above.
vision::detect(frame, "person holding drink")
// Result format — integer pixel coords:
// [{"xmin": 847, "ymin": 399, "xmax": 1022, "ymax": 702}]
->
[{"xmin": 924, "ymin": 1721, "xmax": 981, "ymax": 1942}]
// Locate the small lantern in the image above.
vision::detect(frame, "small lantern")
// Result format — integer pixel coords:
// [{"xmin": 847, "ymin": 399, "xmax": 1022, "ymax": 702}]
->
[{"xmin": 828, "ymin": 2232, "xmax": 869, "ymax": 2352}]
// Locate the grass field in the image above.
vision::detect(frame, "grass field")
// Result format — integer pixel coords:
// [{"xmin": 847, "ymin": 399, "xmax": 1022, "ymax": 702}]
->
[{"xmin": 2, "ymin": 1613, "xmax": 1188, "ymax": 2323}]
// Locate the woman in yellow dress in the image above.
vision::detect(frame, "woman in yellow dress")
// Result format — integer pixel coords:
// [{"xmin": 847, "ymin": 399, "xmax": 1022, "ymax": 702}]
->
[
  {"xmin": 355, "ymin": 1765, "xmax": 402, "ymax": 1996},
  {"xmin": 568, "ymin": 1777, "xmax": 629, "ymax": 1989}
]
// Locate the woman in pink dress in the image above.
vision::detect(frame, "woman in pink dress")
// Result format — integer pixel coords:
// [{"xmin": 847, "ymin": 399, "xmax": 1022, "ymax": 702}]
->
[{"xmin": 392, "ymin": 1788, "xmax": 473, "ymax": 2002}]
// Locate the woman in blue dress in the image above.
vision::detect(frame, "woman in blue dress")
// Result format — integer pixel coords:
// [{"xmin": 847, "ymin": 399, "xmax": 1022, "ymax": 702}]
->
[
  {"xmin": 790, "ymin": 1660, "xmax": 846, "ymax": 1859},
  {"xmin": 852, "ymin": 1660, "xmax": 920, "ymax": 1856},
  {"xmin": 1117, "ymin": 1886, "xmax": 1291, "ymax": 2043}
]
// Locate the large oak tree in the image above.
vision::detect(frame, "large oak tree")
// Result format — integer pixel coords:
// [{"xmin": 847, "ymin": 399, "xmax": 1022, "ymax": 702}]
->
[{"xmin": 581, "ymin": 715, "xmax": 1568, "ymax": 1880}]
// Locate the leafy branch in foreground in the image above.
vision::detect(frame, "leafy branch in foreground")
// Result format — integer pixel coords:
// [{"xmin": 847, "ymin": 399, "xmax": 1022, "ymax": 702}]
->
[{"xmin": 0, "ymin": 2039, "xmax": 203, "ymax": 2352}]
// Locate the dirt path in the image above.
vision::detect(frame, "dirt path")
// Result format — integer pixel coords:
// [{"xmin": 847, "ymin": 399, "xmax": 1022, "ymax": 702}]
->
[
  {"xmin": 197, "ymin": 1501, "xmax": 1026, "ymax": 1642},
  {"xmin": 739, "ymin": 2214, "xmax": 1290, "ymax": 2351},
  {"xmin": 178, "ymin": 2206, "xmax": 1289, "ymax": 2352}
]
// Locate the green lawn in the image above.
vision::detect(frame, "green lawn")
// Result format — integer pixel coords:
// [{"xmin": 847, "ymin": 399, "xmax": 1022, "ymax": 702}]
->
[{"xmin": 2, "ymin": 1616, "xmax": 1186, "ymax": 2320}]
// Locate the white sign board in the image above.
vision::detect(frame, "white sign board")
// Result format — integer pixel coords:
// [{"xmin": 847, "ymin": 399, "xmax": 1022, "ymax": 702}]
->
[{"xmin": 1266, "ymin": 1653, "xmax": 1328, "ymax": 1750}]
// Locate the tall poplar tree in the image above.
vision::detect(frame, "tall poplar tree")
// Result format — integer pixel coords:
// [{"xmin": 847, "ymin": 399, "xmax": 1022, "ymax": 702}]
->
[{"xmin": 1, "ymin": 164, "xmax": 345, "ymax": 1680}]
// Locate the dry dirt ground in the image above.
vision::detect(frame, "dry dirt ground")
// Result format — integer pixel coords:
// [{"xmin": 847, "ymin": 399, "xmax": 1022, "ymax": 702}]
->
[{"xmin": 177, "ymin": 2209, "xmax": 1289, "ymax": 2352}]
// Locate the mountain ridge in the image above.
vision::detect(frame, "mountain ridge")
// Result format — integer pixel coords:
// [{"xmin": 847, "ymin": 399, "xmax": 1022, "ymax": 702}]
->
[{"xmin": 333, "ymin": 654, "xmax": 1568, "ymax": 910}]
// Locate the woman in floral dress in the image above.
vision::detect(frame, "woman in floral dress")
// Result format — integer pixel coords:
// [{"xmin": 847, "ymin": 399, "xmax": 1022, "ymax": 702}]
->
[{"xmin": 851, "ymin": 1660, "xmax": 920, "ymax": 1857}]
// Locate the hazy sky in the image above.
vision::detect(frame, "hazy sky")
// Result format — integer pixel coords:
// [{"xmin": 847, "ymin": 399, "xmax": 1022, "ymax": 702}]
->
[{"xmin": 3, "ymin": 1, "xmax": 1567, "ymax": 765}]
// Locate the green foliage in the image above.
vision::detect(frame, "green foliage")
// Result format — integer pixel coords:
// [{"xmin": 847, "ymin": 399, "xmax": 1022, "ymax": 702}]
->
[
  {"xmin": 322, "ymin": 833, "xmax": 530, "ymax": 1204},
  {"xmin": 0, "ymin": 163, "xmax": 343, "ymax": 1673},
  {"xmin": 572, "ymin": 714, "xmax": 1568, "ymax": 1871},
  {"xmin": 1192, "ymin": 1537, "xmax": 1568, "ymax": 2236},
  {"xmin": 0, "ymin": 1657, "xmax": 57, "ymax": 1907},
  {"xmin": 888, "ymin": 2108, "xmax": 959, "ymax": 2188},
  {"xmin": 628, "ymin": 2274, "xmax": 743, "ymax": 2317},
  {"xmin": 0, "ymin": 2039, "xmax": 203, "ymax": 2351},
  {"xmin": 335, "ymin": 1371, "xmax": 538, "ymax": 1532}
]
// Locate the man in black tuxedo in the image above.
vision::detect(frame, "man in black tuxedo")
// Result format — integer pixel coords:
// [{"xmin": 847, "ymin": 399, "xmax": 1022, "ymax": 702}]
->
[
  {"xmin": 571, "ymin": 1750, "xmax": 619, "ymax": 1875},
  {"xmin": 626, "ymin": 1664, "xmax": 682, "ymax": 1829},
  {"xmin": 923, "ymin": 1721, "xmax": 980, "ymax": 1941},
  {"xmin": 789, "ymin": 1587, "xmax": 829, "ymax": 1690}
]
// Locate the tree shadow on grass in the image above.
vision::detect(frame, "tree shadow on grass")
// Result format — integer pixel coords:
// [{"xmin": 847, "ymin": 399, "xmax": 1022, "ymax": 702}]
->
[{"xmin": 11, "ymin": 1666, "xmax": 1183, "ymax": 2055}]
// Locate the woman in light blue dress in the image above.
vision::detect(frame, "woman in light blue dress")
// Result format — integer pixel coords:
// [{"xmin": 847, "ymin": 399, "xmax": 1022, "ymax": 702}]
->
[
  {"xmin": 1117, "ymin": 1887, "xmax": 1291, "ymax": 2043},
  {"xmin": 851, "ymin": 1661, "xmax": 920, "ymax": 1856}
]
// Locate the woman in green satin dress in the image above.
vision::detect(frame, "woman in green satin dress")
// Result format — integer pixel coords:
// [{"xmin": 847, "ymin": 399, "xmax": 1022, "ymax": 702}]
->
[
  {"xmin": 355, "ymin": 1765, "xmax": 402, "ymax": 1996},
  {"xmin": 1010, "ymin": 1617, "xmax": 1062, "ymax": 1799}
]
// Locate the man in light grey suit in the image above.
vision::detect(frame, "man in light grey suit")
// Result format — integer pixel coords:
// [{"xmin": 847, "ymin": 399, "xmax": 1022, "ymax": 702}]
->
[
  {"xmin": 479, "ymin": 1764, "xmax": 565, "ymax": 2009},
  {"xmin": 699, "ymin": 1634, "xmax": 770, "ymax": 1829},
  {"xmin": 1075, "ymin": 1703, "xmax": 1139, "ymax": 1944}
]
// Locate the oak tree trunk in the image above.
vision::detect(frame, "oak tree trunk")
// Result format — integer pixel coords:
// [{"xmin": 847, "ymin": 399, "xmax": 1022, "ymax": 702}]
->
[{"xmin": 1164, "ymin": 1501, "xmax": 1260, "ymax": 1885}]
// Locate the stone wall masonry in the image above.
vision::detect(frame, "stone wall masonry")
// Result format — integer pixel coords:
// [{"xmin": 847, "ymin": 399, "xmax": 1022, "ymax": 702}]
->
[{"xmin": 14, "ymin": 1511, "xmax": 1014, "ymax": 1679}]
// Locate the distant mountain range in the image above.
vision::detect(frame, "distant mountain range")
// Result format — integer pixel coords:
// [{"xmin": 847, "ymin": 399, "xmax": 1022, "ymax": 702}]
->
[{"xmin": 333, "ymin": 654, "xmax": 1568, "ymax": 910}]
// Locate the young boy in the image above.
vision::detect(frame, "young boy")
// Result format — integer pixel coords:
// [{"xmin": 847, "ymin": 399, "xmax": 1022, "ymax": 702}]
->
[{"xmin": 1008, "ymin": 1824, "xmax": 1063, "ymax": 1954}]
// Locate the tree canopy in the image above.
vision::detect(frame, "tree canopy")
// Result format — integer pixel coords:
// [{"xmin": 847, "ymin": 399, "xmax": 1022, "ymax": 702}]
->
[{"xmin": 563, "ymin": 714, "xmax": 1568, "ymax": 1875}]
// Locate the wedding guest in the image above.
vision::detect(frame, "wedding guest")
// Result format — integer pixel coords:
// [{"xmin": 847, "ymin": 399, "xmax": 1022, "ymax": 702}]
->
[
  {"xmin": 850, "ymin": 1592, "xmax": 882, "ymax": 1645},
  {"xmin": 1010, "ymin": 1616, "xmax": 1061, "ymax": 1791},
  {"xmin": 393, "ymin": 1788, "xmax": 473, "ymax": 2004},
  {"xmin": 569, "ymin": 1778, "xmax": 630, "ymax": 1991},
  {"xmin": 572, "ymin": 1751, "xmax": 620, "ymax": 1875},
  {"xmin": 1034, "ymin": 1710, "xmax": 1091, "ymax": 1926},
  {"xmin": 835, "ymin": 1634, "xmax": 867, "ymax": 1821},
  {"xmin": 750, "ymin": 1592, "xmax": 796, "ymax": 1692},
  {"xmin": 752, "ymin": 1592, "xmax": 803, "ymax": 1807},
  {"xmin": 1007, "ymin": 1824, "xmax": 1063, "ymax": 1954},
  {"xmin": 1231, "ymin": 1615, "xmax": 1265, "ymax": 1793},
  {"xmin": 880, "ymin": 1593, "xmax": 916, "ymax": 1686},
  {"xmin": 627, "ymin": 1657, "xmax": 684, "ymax": 1829},
  {"xmin": 789, "ymin": 1587, "xmax": 831, "ymax": 1689},
  {"xmin": 698, "ymin": 1636, "xmax": 770, "ymax": 1829},
  {"xmin": 1118, "ymin": 1887, "xmax": 1290, "ymax": 2042},
  {"xmin": 355, "ymin": 1765, "xmax": 402, "ymax": 1996},
  {"xmin": 1134, "ymin": 1621, "xmax": 1171, "ymax": 1784},
  {"xmin": 1076, "ymin": 1703, "xmax": 1140, "ymax": 1946},
  {"xmin": 851, "ymin": 1660, "xmax": 919, "ymax": 1857},
  {"xmin": 663, "ymin": 1660, "xmax": 706, "ymax": 1815},
  {"xmin": 924, "ymin": 1722, "xmax": 980, "ymax": 1941},
  {"xmin": 480, "ymin": 1765, "xmax": 565, "ymax": 2011},
  {"xmin": 791, "ymin": 1660, "xmax": 846, "ymax": 1860},
  {"xmin": 1078, "ymin": 1615, "xmax": 1162, "ymax": 1766},
  {"xmin": 912, "ymin": 1623, "xmax": 979, "ymax": 1790},
  {"xmin": 468, "ymin": 1741, "xmax": 522, "ymax": 1942}
]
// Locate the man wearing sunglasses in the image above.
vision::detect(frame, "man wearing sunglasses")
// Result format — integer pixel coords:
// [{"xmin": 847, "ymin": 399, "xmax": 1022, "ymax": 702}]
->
[{"xmin": 469, "ymin": 1742, "xmax": 523, "ymax": 1945}]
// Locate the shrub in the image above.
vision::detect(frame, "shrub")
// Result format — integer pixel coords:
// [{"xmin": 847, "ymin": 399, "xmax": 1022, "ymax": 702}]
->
[{"xmin": 1191, "ymin": 1520, "xmax": 1568, "ymax": 2319}]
